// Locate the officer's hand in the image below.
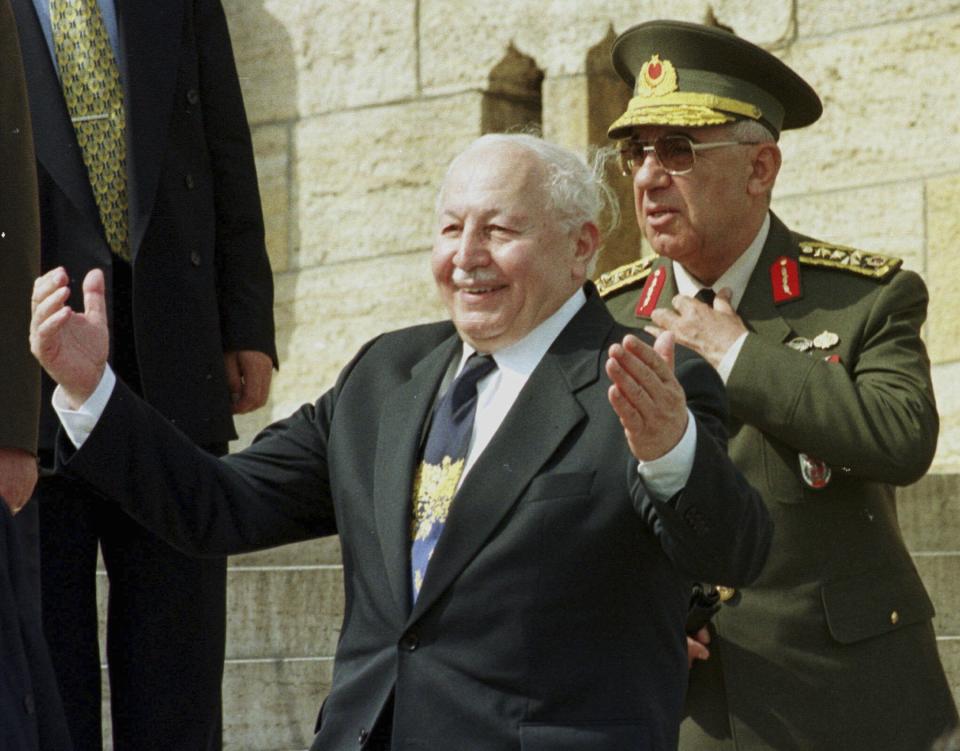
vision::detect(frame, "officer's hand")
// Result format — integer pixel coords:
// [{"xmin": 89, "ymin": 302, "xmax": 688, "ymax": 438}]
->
[
  {"xmin": 30, "ymin": 267, "xmax": 109, "ymax": 409},
  {"xmin": 606, "ymin": 332, "xmax": 688, "ymax": 462},
  {"xmin": 0, "ymin": 448, "xmax": 38, "ymax": 514},
  {"xmin": 647, "ymin": 288, "xmax": 747, "ymax": 369},
  {"xmin": 687, "ymin": 626, "xmax": 711, "ymax": 668},
  {"xmin": 223, "ymin": 350, "xmax": 273, "ymax": 414}
]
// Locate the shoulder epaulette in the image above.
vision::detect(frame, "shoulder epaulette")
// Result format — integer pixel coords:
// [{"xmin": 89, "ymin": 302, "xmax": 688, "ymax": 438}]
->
[
  {"xmin": 798, "ymin": 241, "xmax": 902, "ymax": 280},
  {"xmin": 595, "ymin": 256, "xmax": 656, "ymax": 298}
]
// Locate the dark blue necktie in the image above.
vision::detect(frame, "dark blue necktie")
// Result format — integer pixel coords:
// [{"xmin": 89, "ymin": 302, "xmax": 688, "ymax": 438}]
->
[{"xmin": 410, "ymin": 353, "xmax": 497, "ymax": 601}]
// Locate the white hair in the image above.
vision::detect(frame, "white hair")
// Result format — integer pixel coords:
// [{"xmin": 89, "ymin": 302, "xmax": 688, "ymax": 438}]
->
[{"xmin": 438, "ymin": 133, "xmax": 620, "ymax": 242}]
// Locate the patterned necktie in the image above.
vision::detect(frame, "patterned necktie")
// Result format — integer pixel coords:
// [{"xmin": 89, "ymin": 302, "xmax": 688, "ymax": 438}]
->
[
  {"xmin": 51, "ymin": 0, "xmax": 129, "ymax": 260},
  {"xmin": 410, "ymin": 353, "xmax": 497, "ymax": 602}
]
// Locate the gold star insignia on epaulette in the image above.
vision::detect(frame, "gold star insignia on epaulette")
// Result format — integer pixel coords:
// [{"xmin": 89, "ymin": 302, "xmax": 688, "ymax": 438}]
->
[
  {"xmin": 798, "ymin": 241, "xmax": 902, "ymax": 280},
  {"xmin": 595, "ymin": 256, "xmax": 656, "ymax": 298}
]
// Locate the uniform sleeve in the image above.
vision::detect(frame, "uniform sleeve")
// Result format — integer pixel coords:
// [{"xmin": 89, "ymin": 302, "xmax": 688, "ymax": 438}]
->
[
  {"xmin": 196, "ymin": 0, "xmax": 277, "ymax": 363},
  {"xmin": 726, "ymin": 270, "xmax": 937, "ymax": 485}
]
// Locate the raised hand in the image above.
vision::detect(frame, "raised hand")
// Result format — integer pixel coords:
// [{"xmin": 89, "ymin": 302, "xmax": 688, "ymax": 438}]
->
[
  {"xmin": 647, "ymin": 288, "xmax": 747, "ymax": 369},
  {"xmin": 30, "ymin": 267, "xmax": 110, "ymax": 409},
  {"xmin": 606, "ymin": 331, "xmax": 689, "ymax": 462}
]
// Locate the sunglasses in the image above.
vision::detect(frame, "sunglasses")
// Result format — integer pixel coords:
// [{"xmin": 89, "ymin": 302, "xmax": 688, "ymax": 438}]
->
[{"xmin": 618, "ymin": 134, "xmax": 759, "ymax": 176}]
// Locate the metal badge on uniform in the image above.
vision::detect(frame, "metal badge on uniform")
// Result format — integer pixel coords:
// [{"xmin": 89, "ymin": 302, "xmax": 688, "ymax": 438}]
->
[
  {"xmin": 812, "ymin": 330, "xmax": 840, "ymax": 350},
  {"xmin": 770, "ymin": 256, "xmax": 802, "ymax": 304},
  {"xmin": 799, "ymin": 453, "xmax": 832, "ymax": 489},
  {"xmin": 634, "ymin": 267, "xmax": 666, "ymax": 317},
  {"xmin": 787, "ymin": 337, "xmax": 813, "ymax": 352}
]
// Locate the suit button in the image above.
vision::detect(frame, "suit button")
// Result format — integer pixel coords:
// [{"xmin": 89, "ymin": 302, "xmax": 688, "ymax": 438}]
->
[
  {"xmin": 185, "ymin": 173, "xmax": 195, "ymax": 189},
  {"xmin": 186, "ymin": 88, "xmax": 200, "ymax": 105},
  {"xmin": 890, "ymin": 610, "xmax": 900, "ymax": 625},
  {"xmin": 399, "ymin": 632, "xmax": 419, "ymax": 651},
  {"xmin": 358, "ymin": 727, "xmax": 368, "ymax": 744},
  {"xmin": 190, "ymin": 251, "xmax": 202, "ymax": 267},
  {"xmin": 24, "ymin": 693, "xmax": 35, "ymax": 716}
]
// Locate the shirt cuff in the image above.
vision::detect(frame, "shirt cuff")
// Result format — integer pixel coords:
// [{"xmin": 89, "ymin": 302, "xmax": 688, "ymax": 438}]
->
[
  {"xmin": 52, "ymin": 366, "xmax": 117, "ymax": 449},
  {"xmin": 636, "ymin": 408, "xmax": 698, "ymax": 500},
  {"xmin": 716, "ymin": 332, "xmax": 749, "ymax": 384}
]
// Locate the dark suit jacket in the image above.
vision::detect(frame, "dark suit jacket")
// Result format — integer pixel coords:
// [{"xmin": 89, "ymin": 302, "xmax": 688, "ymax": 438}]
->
[
  {"xmin": 0, "ymin": 6, "xmax": 70, "ymax": 748},
  {"xmin": 0, "ymin": 0, "xmax": 40, "ymax": 455},
  {"xmin": 604, "ymin": 214, "xmax": 957, "ymax": 749},
  {"xmin": 10, "ymin": 0, "xmax": 276, "ymax": 449},
  {"xmin": 59, "ymin": 289, "xmax": 772, "ymax": 750}
]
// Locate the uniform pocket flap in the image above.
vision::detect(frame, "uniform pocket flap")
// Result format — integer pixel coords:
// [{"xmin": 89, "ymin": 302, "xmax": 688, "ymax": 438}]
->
[{"xmin": 821, "ymin": 566, "xmax": 934, "ymax": 644}]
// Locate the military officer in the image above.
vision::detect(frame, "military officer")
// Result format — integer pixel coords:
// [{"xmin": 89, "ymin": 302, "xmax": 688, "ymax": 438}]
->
[{"xmin": 600, "ymin": 19, "xmax": 958, "ymax": 750}]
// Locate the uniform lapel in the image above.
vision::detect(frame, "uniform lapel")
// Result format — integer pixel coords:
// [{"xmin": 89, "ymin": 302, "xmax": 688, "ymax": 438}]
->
[
  {"xmin": 409, "ymin": 294, "xmax": 612, "ymax": 623},
  {"xmin": 374, "ymin": 331, "xmax": 461, "ymax": 618},
  {"xmin": 9, "ymin": 0, "xmax": 99, "ymax": 226},
  {"xmin": 115, "ymin": 0, "xmax": 183, "ymax": 259},
  {"xmin": 736, "ymin": 213, "xmax": 798, "ymax": 344}
]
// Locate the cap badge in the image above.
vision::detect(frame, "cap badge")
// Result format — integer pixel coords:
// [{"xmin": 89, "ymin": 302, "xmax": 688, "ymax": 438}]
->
[{"xmin": 637, "ymin": 54, "xmax": 678, "ymax": 98}]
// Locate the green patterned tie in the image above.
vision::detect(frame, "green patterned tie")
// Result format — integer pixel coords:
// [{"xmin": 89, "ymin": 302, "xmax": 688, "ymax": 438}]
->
[{"xmin": 51, "ymin": 0, "xmax": 129, "ymax": 260}]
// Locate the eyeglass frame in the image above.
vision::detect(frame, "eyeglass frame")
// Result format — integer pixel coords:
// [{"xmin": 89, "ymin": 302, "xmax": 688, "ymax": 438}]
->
[{"xmin": 618, "ymin": 134, "xmax": 760, "ymax": 177}]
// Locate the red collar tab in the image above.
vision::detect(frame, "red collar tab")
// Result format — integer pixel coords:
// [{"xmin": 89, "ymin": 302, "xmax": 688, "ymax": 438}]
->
[
  {"xmin": 770, "ymin": 256, "xmax": 802, "ymax": 304},
  {"xmin": 635, "ymin": 267, "xmax": 667, "ymax": 317}
]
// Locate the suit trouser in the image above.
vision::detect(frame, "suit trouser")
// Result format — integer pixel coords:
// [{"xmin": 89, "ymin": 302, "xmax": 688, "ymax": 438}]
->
[{"xmin": 37, "ymin": 470, "xmax": 226, "ymax": 751}]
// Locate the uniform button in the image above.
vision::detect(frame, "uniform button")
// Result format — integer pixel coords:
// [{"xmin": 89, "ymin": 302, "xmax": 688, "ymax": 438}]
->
[
  {"xmin": 890, "ymin": 610, "xmax": 900, "ymax": 625},
  {"xmin": 358, "ymin": 727, "xmax": 368, "ymax": 744},
  {"xmin": 186, "ymin": 88, "xmax": 200, "ymax": 105},
  {"xmin": 190, "ymin": 251, "xmax": 202, "ymax": 266},
  {"xmin": 185, "ymin": 173, "xmax": 195, "ymax": 189},
  {"xmin": 24, "ymin": 693, "xmax": 35, "ymax": 716},
  {"xmin": 399, "ymin": 632, "xmax": 419, "ymax": 651}
]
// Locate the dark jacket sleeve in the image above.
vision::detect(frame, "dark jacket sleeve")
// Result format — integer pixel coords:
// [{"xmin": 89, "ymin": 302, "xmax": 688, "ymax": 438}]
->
[
  {"xmin": 0, "ymin": 0, "xmax": 40, "ymax": 454},
  {"xmin": 636, "ymin": 346, "xmax": 773, "ymax": 587},
  {"xmin": 197, "ymin": 0, "xmax": 277, "ymax": 363}
]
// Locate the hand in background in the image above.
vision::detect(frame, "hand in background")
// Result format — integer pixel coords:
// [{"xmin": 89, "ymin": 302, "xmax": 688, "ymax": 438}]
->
[
  {"xmin": 223, "ymin": 350, "xmax": 273, "ymax": 414},
  {"xmin": 30, "ymin": 267, "xmax": 109, "ymax": 409},
  {"xmin": 0, "ymin": 448, "xmax": 38, "ymax": 514}
]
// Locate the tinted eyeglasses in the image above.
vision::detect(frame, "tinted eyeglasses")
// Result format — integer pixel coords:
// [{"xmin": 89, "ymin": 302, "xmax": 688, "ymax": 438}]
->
[{"xmin": 618, "ymin": 134, "xmax": 759, "ymax": 176}]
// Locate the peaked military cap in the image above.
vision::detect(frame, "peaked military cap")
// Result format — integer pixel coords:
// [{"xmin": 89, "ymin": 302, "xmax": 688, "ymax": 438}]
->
[{"xmin": 607, "ymin": 20, "xmax": 822, "ymax": 140}]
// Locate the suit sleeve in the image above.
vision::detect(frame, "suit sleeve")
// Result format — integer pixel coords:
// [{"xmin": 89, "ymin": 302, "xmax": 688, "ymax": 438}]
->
[
  {"xmin": 196, "ymin": 0, "xmax": 277, "ymax": 363},
  {"xmin": 634, "ymin": 349, "xmax": 773, "ymax": 586},
  {"xmin": 727, "ymin": 270, "xmax": 937, "ymax": 485},
  {"xmin": 0, "ymin": 0, "xmax": 40, "ymax": 453}
]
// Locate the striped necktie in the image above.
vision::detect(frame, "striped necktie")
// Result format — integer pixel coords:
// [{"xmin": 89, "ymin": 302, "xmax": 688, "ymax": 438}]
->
[
  {"xmin": 410, "ymin": 353, "xmax": 497, "ymax": 602},
  {"xmin": 51, "ymin": 0, "xmax": 129, "ymax": 260}
]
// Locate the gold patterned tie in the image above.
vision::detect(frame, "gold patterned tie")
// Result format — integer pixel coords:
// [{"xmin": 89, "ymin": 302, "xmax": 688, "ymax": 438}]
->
[{"xmin": 51, "ymin": 0, "xmax": 129, "ymax": 260}]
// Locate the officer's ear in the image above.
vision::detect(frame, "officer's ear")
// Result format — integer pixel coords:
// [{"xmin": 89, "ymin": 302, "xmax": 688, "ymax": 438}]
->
[{"xmin": 746, "ymin": 142, "xmax": 781, "ymax": 198}]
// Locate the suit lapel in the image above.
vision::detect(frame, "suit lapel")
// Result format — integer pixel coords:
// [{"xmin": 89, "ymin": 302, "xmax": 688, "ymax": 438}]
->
[
  {"xmin": 374, "ymin": 331, "xmax": 461, "ymax": 618},
  {"xmin": 736, "ymin": 214, "xmax": 798, "ymax": 344},
  {"xmin": 9, "ymin": 0, "xmax": 100, "ymax": 225},
  {"xmin": 409, "ymin": 294, "xmax": 612, "ymax": 623},
  {"xmin": 116, "ymin": 0, "xmax": 183, "ymax": 258}
]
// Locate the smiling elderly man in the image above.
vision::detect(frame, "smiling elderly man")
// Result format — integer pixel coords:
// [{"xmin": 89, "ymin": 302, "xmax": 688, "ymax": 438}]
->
[
  {"xmin": 31, "ymin": 133, "xmax": 770, "ymax": 750},
  {"xmin": 599, "ymin": 19, "xmax": 958, "ymax": 751}
]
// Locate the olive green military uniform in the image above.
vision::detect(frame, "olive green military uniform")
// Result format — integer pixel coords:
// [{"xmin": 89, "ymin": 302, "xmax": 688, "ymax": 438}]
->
[{"xmin": 602, "ymin": 212, "xmax": 958, "ymax": 749}]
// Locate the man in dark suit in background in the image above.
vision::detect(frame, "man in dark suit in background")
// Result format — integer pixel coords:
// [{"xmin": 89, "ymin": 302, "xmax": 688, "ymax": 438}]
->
[
  {"xmin": 10, "ymin": 0, "xmax": 277, "ymax": 748},
  {"xmin": 1, "ymin": 0, "xmax": 71, "ymax": 747},
  {"xmin": 599, "ymin": 19, "xmax": 957, "ymax": 749},
  {"xmin": 32, "ymin": 133, "xmax": 772, "ymax": 750}
]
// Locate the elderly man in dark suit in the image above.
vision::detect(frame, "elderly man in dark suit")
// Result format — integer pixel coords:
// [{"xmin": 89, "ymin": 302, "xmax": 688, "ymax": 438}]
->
[
  {"xmin": 10, "ymin": 0, "xmax": 277, "ymax": 748},
  {"xmin": 599, "ymin": 19, "xmax": 957, "ymax": 750},
  {"xmin": 32, "ymin": 133, "xmax": 772, "ymax": 750},
  {"xmin": 0, "ymin": 0, "xmax": 71, "ymax": 747}
]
